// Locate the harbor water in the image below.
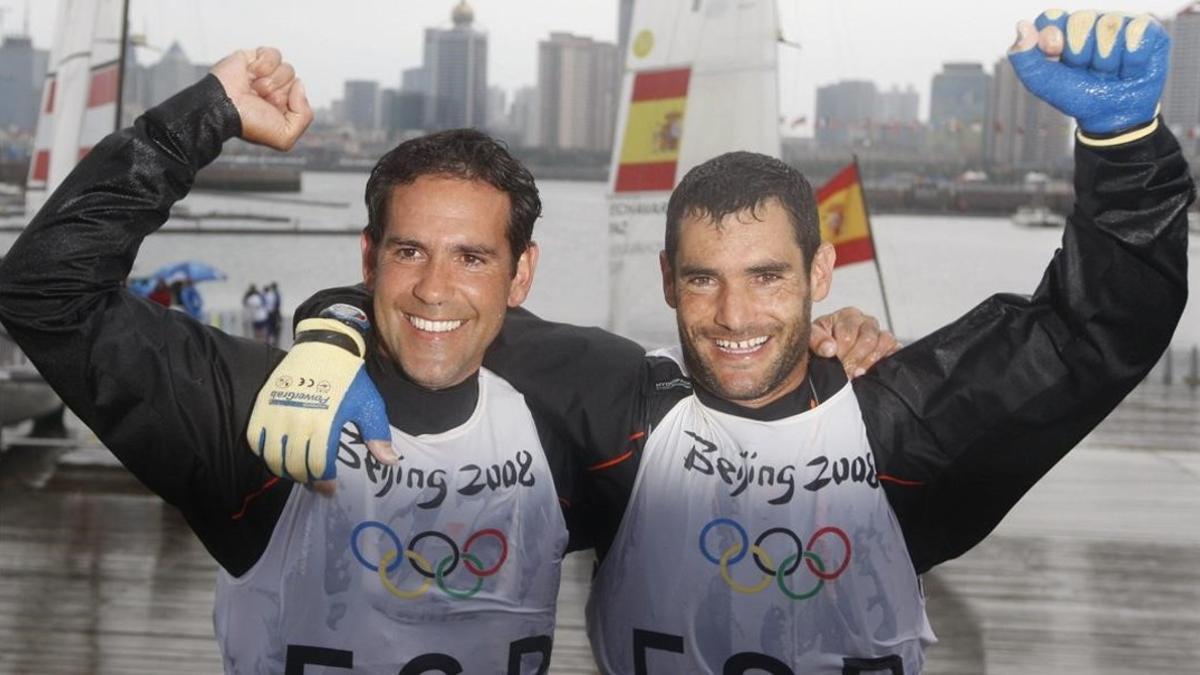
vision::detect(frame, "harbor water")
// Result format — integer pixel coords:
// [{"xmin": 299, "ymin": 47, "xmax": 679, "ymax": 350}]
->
[
  {"xmin": 3, "ymin": 172, "xmax": 1195, "ymax": 349},
  {"xmin": 1, "ymin": 173, "xmax": 1198, "ymax": 673}
]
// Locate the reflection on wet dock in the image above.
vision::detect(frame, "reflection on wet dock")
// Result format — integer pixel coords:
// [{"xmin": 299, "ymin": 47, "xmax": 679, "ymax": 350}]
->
[{"xmin": 1, "ymin": 380, "xmax": 1196, "ymax": 674}]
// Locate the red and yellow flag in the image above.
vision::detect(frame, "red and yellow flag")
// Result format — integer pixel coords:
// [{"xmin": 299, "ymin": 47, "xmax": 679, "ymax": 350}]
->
[
  {"xmin": 816, "ymin": 162, "xmax": 875, "ymax": 267},
  {"xmin": 614, "ymin": 68, "xmax": 691, "ymax": 192}
]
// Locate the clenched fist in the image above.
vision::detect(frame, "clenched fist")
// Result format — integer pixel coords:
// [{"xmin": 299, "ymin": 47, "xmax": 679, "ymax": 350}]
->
[
  {"xmin": 1008, "ymin": 9, "xmax": 1168, "ymax": 143},
  {"xmin": 210, "ymin": 47, "xmax": 313, "ymax": 151}
]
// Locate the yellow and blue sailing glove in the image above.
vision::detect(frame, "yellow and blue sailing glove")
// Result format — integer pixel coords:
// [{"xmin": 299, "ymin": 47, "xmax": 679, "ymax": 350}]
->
[
  {"xmin": 1008, "ymin": 9, "xmax": 1169, "ymax": 146},
  {"xmin": 247, "ymin": 305, "xmax": 396, "ymax": 490}
]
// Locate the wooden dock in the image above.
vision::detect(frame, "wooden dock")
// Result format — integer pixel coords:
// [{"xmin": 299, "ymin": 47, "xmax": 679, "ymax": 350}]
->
[{"xmin": 1, "ymin": 380, "xmax": 1196, "ymax": 674}]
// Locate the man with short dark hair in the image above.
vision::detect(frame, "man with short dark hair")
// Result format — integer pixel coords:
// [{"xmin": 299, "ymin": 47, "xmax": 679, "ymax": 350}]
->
[
  {"xmin": 0, "ymin": 48, "xmax": 574, "ymax": 673},
  {"xmin": 0, "ymin": 45, "xmax": 890, "ymax": 673},
  {"xmin": 258, "ymin": 9, "xmax": 1191, "ymax": 672}
]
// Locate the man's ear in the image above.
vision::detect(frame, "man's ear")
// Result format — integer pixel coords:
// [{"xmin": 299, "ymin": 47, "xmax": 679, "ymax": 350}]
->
[
  {"xmin": 659, "ymin": 250, "xmax": 678, "ymax": 309},
  {"xmin": 809, "ymin": 242, "xmax": 835, "ymax": 302},
  {"xmin": 506, "ymin": 242, "xmax": 540, "ymax": 307},
  {"xmin": 361, "ymin": 230, "xmax": 377, "ymax": 291}
]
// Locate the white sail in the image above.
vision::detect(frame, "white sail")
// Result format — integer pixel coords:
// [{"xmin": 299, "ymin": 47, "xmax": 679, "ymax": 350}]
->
[
  {"xmin": 608, "ymin": 0, "xmax": 781, "ymax": 345},
  {"xmin": 25, "ymin": 0, "xmax": 125, "ymax": 218}
]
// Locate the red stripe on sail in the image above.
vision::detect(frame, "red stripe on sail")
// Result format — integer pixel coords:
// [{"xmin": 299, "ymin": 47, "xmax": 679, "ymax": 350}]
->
[
  {"xmin": 631, "ymin": 68, "xmax": 691, "ymax": 102},
  {"xmin": 44, "ymin": 79, "xmax": 57, "ymax": 113},
  {"xmin": 87, "ymin": 66, "xmax": 119, "ymax": 108},
  {"xmin": 817, "ymin": 162, "xmax": 861, "ymax": 202},
  {"xmin": 615, "ymin": 161, "xmax": 677, "ymax": 192},
  {"xmin": 834, "ymin": 236, "xmax": 875, "ymax": 266},
  {"xmin": 30, "ymin": 150, "xmax": 50, "ymax": 182}
]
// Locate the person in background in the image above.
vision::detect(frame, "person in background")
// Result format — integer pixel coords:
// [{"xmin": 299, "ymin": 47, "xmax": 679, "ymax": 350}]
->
[
  {"xmin": 242, "ymin": 283, "xmax": 268, "ymax": 341},
  {"xmin": 263, "ymin": 281, "xmax": 282, "ymax": 346},
  {"xmin": 179, "ymin": 278, "xmax": 204, "ymax": 320},
  {"xmin": 148, "ymin": 279, "xmax": 172, "ymax": 308}
]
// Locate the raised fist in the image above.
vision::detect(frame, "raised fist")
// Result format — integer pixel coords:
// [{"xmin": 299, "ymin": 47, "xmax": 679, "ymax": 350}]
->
[
  {"xmin": 1008, "ymin": 9, "xmax": 1169, "ymax": 137},
  {"xmin": 210, "ymin": 47, "xmax": 313, "ymax": 151}
]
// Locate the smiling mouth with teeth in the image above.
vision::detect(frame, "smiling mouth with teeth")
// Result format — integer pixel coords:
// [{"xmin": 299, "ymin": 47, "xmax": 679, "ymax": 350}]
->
[
  {"xmin": 714, "ymin": 336, "xmax": 770, "ymax": 353},
  {"xmin": 405, "ymin": 313, "xmax": 465, "ymax": 334}
]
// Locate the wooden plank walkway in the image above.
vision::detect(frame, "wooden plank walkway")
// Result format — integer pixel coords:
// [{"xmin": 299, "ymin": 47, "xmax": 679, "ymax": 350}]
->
[{"xmin": 1, "ymin": 381, "xmax": 1196, "ymax": 674}]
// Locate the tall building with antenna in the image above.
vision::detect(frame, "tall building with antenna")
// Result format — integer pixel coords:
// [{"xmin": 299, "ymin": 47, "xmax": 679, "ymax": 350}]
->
[{"xmin": 422, "ymin": 1, "xmax": 488, "ymax": 130}]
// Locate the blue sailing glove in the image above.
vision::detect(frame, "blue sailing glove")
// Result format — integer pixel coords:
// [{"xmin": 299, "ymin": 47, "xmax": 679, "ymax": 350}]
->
[
  {"xmin": 247, "ymin": 311, "xmax": 396, "ymax": 492},
  {"xmin": 1009, "ymin": 9, "xmax": 1169, "ymax": 144}
]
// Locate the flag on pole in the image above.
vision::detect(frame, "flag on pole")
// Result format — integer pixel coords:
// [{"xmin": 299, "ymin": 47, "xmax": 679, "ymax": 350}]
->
[
  {"xmin": 816, "ymin": 162, "xmax": 874, "ymax": 267},
  {"xmin": 816, "ymin": 159, "xmax": 895, "ymax": 332},
  {"xmin": 613, "ymin": 68, "xmax": 691, "ymax": 192}
]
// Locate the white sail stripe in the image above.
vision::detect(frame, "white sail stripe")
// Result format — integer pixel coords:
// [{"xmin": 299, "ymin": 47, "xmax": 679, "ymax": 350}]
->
[
  {"xmin": 44, "ymin": 57, "xmax": 124, "ymax": 78},
  {"xmin": 25, "ymin": 0, "xmax": 124, "ymax": 219},
  {"xmin": 80, "ymin": 105, "xmax": 118, "ymax": 148}
]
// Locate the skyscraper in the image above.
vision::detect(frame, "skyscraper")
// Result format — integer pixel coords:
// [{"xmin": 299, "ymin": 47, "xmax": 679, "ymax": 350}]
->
[
  {"xmin": 537, "ymin": 32, "xmax": 620, "ymax": 151},
  {"xmin": 1163, "ymin": 4, "xmax": 1200, "ymax": 154},
  {"xmin": 985, "ymin": 56, "xmax": 1071, "ymax": 170},
  {"xmin": 930, "ymin": 62, "xmax": 990, "ymax": 162},
  {"xmin": 423, "ymin": 1, "xmax": 488, "ymax": 130},
  {"xmin": 344, "ymin": 80, "xmax": 380, "ymax": 131},
  {"xmin": 875, "ymin": 85, "xmax": 921, "ymax": 151},
  {"xmin": 877, "ymin": 85, "xmax": 919, "ymax": 124},
  {"xmin": 815, "ymin": 80, "xmax": 877, "ymax": 149},
  {"xmin": 508, "ymin": 86, "xmax": 540, "ymax": 148},
  {"xmin": 0, "ymin": 35, "xmax": 49, "ymax": 133},
  {"xmin": 930, "ymin": 63, "xmax": 989, "ymax": 131}
]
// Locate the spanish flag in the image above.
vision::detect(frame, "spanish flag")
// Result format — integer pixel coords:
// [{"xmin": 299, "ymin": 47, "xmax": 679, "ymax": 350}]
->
[
  {"xmin": 614, "ymin": 68, "xmax": 691, "ymax": 192},
  {"xmin": 816, "ymin": 162, "xmax": 875, "ymax": 267}
]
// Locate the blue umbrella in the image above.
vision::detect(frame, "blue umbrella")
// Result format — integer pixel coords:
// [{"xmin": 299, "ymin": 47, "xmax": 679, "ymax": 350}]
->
[{"xmin": 152, "ymin": 260, "xmax": 226, "ymax": 284}]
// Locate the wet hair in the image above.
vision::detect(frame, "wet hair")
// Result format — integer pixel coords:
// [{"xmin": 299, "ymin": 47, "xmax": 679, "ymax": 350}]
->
[
  {"xmin": 364, "ymin": 129, "xmax": 541, "ymax": 273},
  {"xmin": 663, "ymin": 151, "xmax": 820, "ymax": 269}
]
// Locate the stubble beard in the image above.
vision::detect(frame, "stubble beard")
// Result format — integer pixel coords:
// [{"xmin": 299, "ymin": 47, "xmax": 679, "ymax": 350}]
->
[{"xmin": 678, "ymin": 302, "xmax": 812, "ymax": 405}]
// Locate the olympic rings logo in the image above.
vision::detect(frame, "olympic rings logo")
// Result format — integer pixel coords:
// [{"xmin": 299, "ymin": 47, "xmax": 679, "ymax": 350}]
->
[
  {"xmin": 350, "ymin": 520, "xmax": 508, "ymax": 600},
  {"xmin": 698, "ymin": 518, "xmax": 852, "ymax": 601}
]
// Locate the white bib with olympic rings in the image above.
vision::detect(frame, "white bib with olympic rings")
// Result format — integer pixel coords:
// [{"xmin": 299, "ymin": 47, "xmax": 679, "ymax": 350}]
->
[
  {"xmin": 586, "ymin": 369, "xmax": 935, "ymax": 674},
  {"xmin": 215, "ymin": 369, "xmax": 568, "ymax": 674}
]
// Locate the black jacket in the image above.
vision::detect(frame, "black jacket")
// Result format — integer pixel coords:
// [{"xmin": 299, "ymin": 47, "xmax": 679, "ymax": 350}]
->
[
  {"xmin": 0, "ymin": 76, "xmax": 596, "ymax": 577},
  {"xmin": 298, "ymin": 120, "xmax": 1192, "ymax": 573}
]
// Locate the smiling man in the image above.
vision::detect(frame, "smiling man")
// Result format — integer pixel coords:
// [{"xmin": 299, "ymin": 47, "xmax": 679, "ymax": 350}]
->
[
  {"xmin": 254, "ymin": 8, "xmax": 1191, "ymax": 673},
  {"xmin": 662, "ymin": 151, "xmax": 836, "ymax": 408},
  {"xmin": 363, "ymin": 160, "xmax": 537, "ymax": 391},
  {"xmin": 0, "ymin": 48, "xmax": 576, "ymax": 673},
  {"xmin": 0, "ymin": 42, "xmax": 895, "ymax": 674}
]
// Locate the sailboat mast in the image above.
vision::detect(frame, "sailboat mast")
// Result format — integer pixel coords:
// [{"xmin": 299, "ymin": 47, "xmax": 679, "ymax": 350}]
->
[{"xmin": 114, "ymin": 0, "xmax": 130, "ymax": 131}]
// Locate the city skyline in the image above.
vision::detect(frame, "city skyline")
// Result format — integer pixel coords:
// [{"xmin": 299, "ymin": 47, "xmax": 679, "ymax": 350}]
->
[{"xmin": 4, "ymin": 0, "xmax": 1193, "ymax": 135}]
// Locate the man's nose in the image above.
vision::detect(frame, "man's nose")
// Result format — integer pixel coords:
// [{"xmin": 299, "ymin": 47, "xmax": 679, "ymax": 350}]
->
[
  {"xmin": 412, "ymin": 256, "xmax": 452, "ymax": 305},
  {"xmin": 713, "ymin": 282, "xmax": 752, "ymax": 332}
]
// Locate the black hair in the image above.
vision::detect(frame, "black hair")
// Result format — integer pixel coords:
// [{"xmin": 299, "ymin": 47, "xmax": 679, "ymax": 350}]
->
[
  {"xmin": 364, "ymin": 129, "xmax": 541, "ymax": 272},
  {"xmin": 664, "ymin": 151, "xmax": 820, "ymax": 268}
]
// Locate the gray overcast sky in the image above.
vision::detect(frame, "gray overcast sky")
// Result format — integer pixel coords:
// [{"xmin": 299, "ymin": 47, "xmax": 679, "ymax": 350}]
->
[{"xmin": 5, "ymin": 1, "xmax": 1193, "ymax": 129}]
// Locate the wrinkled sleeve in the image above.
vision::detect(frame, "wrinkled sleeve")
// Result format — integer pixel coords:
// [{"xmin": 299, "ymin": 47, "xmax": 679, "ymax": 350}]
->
[
  {"xmin": 854, "ymin": 124, "xmax": 1192, "ymax": 574},
  {"xmin": 0, "ymin": 75, "xmax": 292, "ymax": 576}
]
